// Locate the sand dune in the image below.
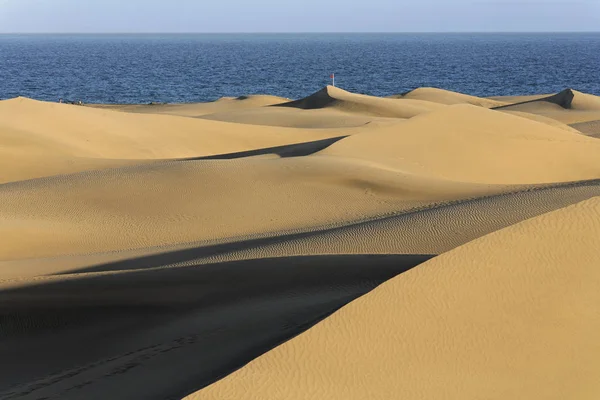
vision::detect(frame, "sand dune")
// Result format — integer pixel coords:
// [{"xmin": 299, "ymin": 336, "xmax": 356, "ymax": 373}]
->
[
  {"xmin": 0, "ymin": 154, "xmax": 502, "ymax": 261},
  {"xmin": 91, "ymin": 89, "xmax": 405, "ymax": 129},
  {"xmin": 1, "ymin": 178, "xmax": 598, "ymax": 282},
  {"xmin": 489, "ymin": 93, "xmax": 550, "ymax": 103},
  {"xmin": 319, "ymin": 104, "xmax": 600, "ymax": 184},
  {"xmin": 493, "ymin": 89, "xmax": 600, "ymax": 125},
  {"xmin": 0, "ymin": 97, "xmax": 352, "ymax": 183},
  {"xmin": 193, "ymin": 197, "xmax": 600, "ymax": 400},
  {"xmin": 0, "ymin": 253, "xmax": 434, "ymax": 400},
  {"xmin": 277, "ymin": 86, "xmax": 444, "ymax": 118},
  {"xmin": 500, "ymin": 110, "xmax": 583, "ymax": 133},
  {"xmin": 392, "ymin": 87, "xmax": 506, "ymax": 108},
  {"xmin": 88, "ymin": 94, "xmax": 290, "ymax": 117},
  {"xmin": 1, "ymin": 178, "xmax": 598, "ymax": 399},
  {"xmin": 1, "ymin": 87, "xmax": 600, "ymax": 400},
  {"xmin": 198, "ymin": 107, "xmax": 391, "ymax": 128},
  {"xmin": 1, "ymin": 181, "xmax": 598, "ymax": 400}
]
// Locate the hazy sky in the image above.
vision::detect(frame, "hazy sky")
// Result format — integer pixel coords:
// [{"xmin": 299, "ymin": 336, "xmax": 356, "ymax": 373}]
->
[{"xmin": 0, "ymin": 0, "xmax": 599, "ymax": 33}]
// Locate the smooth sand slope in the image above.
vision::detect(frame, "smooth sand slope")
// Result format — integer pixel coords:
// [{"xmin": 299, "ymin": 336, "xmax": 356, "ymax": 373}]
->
[
  {"xmin": 493, "ymin": 88, "xmax": 600, "ymax": 125},
  {"xmin": 492, "ymin": 89, "xmax": 600, "ymax": 136},
  {"xmin": 88, "ymin": 94, "xmax": 290, "ymax": 117},
  {"xmin": 1, "ymin": 86, "xmax": 599, "ymax": 400},
  {"xmin": 0, "ymin": 156, "xmax": 476, "ymax": 261},
  {"xmin": 319, "ymin": 103, "xmax": 600, "ymax": 184},
  {"xmin": 499, "ymin": 110, "xmax": 582, "ymax": 133},
  {"xmin": 1, "ymin": 178, "xmax": 598, "ymax": 281},
  {"xmin": 3, "ymin": 103, "xmax": 600, "ymax": 260},
  {"xmin": 278, "ymin": 86, "xmax": 444, "ymax": 118},
  {"xmin": 392, "ymin": 87, "xmax": 506, "ymax": 108},
  {"xmin": 198, "ymin": 86, "xmax": 451, "ymax": 128},
  {"xmin": 92, "ymin": 89, "xmax": 432, "ymax": 129},
  {"xmin": 0, "ymin": 97, "xmax": 346, "ymax": 183},
  {"xmin": 193, "ymin": 197, "xmax": 600, "ymax": 400},
  {"xmin": 198, "ymin": 107, "xmax": 390, "ymax": 129}
]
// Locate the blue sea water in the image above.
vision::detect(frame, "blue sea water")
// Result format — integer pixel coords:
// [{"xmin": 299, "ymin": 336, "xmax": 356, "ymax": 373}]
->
[{"xmin": 1, "ymin": 33, "xmax": 599, "ymax": 104}]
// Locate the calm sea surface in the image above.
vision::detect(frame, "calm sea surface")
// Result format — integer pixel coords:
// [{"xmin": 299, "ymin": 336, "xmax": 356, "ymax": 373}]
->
[{"xmin": 1, "ymin": 33, "xmax": 599, "ymax": 104}]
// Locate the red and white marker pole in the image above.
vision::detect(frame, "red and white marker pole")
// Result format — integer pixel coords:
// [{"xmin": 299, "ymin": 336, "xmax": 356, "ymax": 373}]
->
[{"xmin": 330, "ymin": 73, "xmax": 335, "ymax": 87}]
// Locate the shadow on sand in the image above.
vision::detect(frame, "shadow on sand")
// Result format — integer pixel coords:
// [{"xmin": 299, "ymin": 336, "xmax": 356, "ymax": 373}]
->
[
  {"xmin": 185, "ymin": 136, "xmax": 347, "ymax": 161},
  {"xmin": 0, "ymin": 253, "xmax": 433, "ymax": 400}
]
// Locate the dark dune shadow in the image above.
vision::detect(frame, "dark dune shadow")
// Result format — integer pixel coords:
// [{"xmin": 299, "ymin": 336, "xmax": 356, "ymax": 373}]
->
[
  {"xmin": 272, "ymin": 87, "xmax": 337, "ymax": 110},
  {"xmin": 570, "ymin": 120, "xmax": 600, "ymax": 137},
  {"xmin": 492, "ymin": 88, "xmax": 575, "ymax": 110},
  {"xmin": 183, "ymin": 135, "xmax": 347, "ymax": 161},
  {"xmin": 0, "ymin": 254, "xmax": 432, "ymax": 400}
]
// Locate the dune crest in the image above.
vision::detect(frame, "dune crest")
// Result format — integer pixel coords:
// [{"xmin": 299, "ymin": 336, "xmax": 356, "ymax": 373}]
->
[
  {"xmin": 318, "ymin": 103, "xmax": 600, "ymax": 184},
  {"xmin": 393, "ymin": 87, "xmax": 506, "ymax": 108},
  {"xmin": 493, "ymin": 89, "xmax": 600, "ymax": 125},
  {"xmin": 277, "ymin": 86, "xmax": 443, "ymax": 118},
  {"xmin": 88, "ymin": 94, "xmax": 290, "ymax": 117},
  {"xmin": 0, "ymin": 96, "xmax": 348, "ymax": 183},
  {"xmin": 193, "ymin": 197, "xmax": 600, "ymax": 400},
  {"xmin": 198, "ymin": 106, "xmax": 389, "ymax": 129},
  {"xmin": 494, "ymin": 88, "xmax": 600, "ymax": 112},
  {"xmin": 500, "ymin": 110, "xmax": 582, "ymax": 133}
]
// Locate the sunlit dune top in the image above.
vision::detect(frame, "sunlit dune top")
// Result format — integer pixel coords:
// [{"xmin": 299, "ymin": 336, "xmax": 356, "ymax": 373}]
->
[{"xmin": 317, "ymin": 103, "xmax": 600, "ymax": 184}]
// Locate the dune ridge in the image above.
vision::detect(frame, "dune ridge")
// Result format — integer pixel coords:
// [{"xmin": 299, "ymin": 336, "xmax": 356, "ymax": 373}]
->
[
  {"xmin": 492, "ymin": 88, "xmax": 600, "ymax": 125},
  {"xmin": 1, "ymin": 177, "xmax": 599, "ymax": 282},
  {"xmin": 88, "ymin": 94, "xmax": 290, "ymax": 117},
  {"xmin": 318, "ymin": 103, "xmax": 600, "ymax": 184},
  {"xmin": 277, "ymin": 86, "xmax": 444, "ymax": 118},
  {"xmin": 193, "ymin": 197, "xmax": 600, "ymax": 400},
  {"xmin": 392, "ymin": 87, "xmax": 506, "ymax": 108},
  {"xmin": 0, "ymin": 97, "xmax": 347, "ymax": 183}
]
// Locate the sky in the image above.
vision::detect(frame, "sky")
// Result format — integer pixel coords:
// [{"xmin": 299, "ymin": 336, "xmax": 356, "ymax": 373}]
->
[{"xmin": 0, "ymin": 0, "xmax": 599, "ymax": 33}]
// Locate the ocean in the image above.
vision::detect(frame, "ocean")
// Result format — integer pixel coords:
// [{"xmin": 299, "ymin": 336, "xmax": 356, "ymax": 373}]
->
[{"xmin": 1, "ymin": 33, "xmax": 599, "ymax": 104}]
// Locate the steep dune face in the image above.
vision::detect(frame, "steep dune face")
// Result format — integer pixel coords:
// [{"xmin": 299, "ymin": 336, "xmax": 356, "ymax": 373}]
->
[
  {"xmin": 566, "ymin": 89, "xmax": 600, "ymax": 111},
  {"xmin": 493, "ymin": 89, "xmax": 576, "ymax": 110},
  {"xmin": 193, "ymin": 197, "xmax": 600, "ymax": 400},
  {"xmin": 392, "ymin": 88, "xmax": 584, "ymax": 133},
  {"xmin": 493, "ymin": 89, "xmax": 600, "ymax": 125},
  {"xmin": 318, "ymin": 104, "xmax": 600, "ymax": 184},
  {"xmin": 394, "ymin": 87, "xmax": 506, "ymax": 108},
  {"xmin": 277, "ymin": 86, "xmax": 444, "ymax": 118}
]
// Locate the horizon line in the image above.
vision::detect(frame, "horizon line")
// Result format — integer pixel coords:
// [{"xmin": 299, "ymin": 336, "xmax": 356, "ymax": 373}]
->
[{"xmin": 1, "ymin": 31, "xmax": 599, "ymax": 35}]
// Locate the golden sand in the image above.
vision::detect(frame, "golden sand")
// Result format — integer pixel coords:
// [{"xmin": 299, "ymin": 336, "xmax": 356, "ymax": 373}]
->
[
  {"xmin": 193, "ymin": 197, "xmax": 600, "ymax": 400},
  {"xmin": 1, "ymin": 86, "xmax": 599, "ymax": 399}
]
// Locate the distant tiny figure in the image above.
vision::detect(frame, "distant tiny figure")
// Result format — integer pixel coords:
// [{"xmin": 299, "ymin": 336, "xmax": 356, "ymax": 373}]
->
[{"xmin": 59, "ymin": 98, "xmax": 63, "ymax": 103}]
